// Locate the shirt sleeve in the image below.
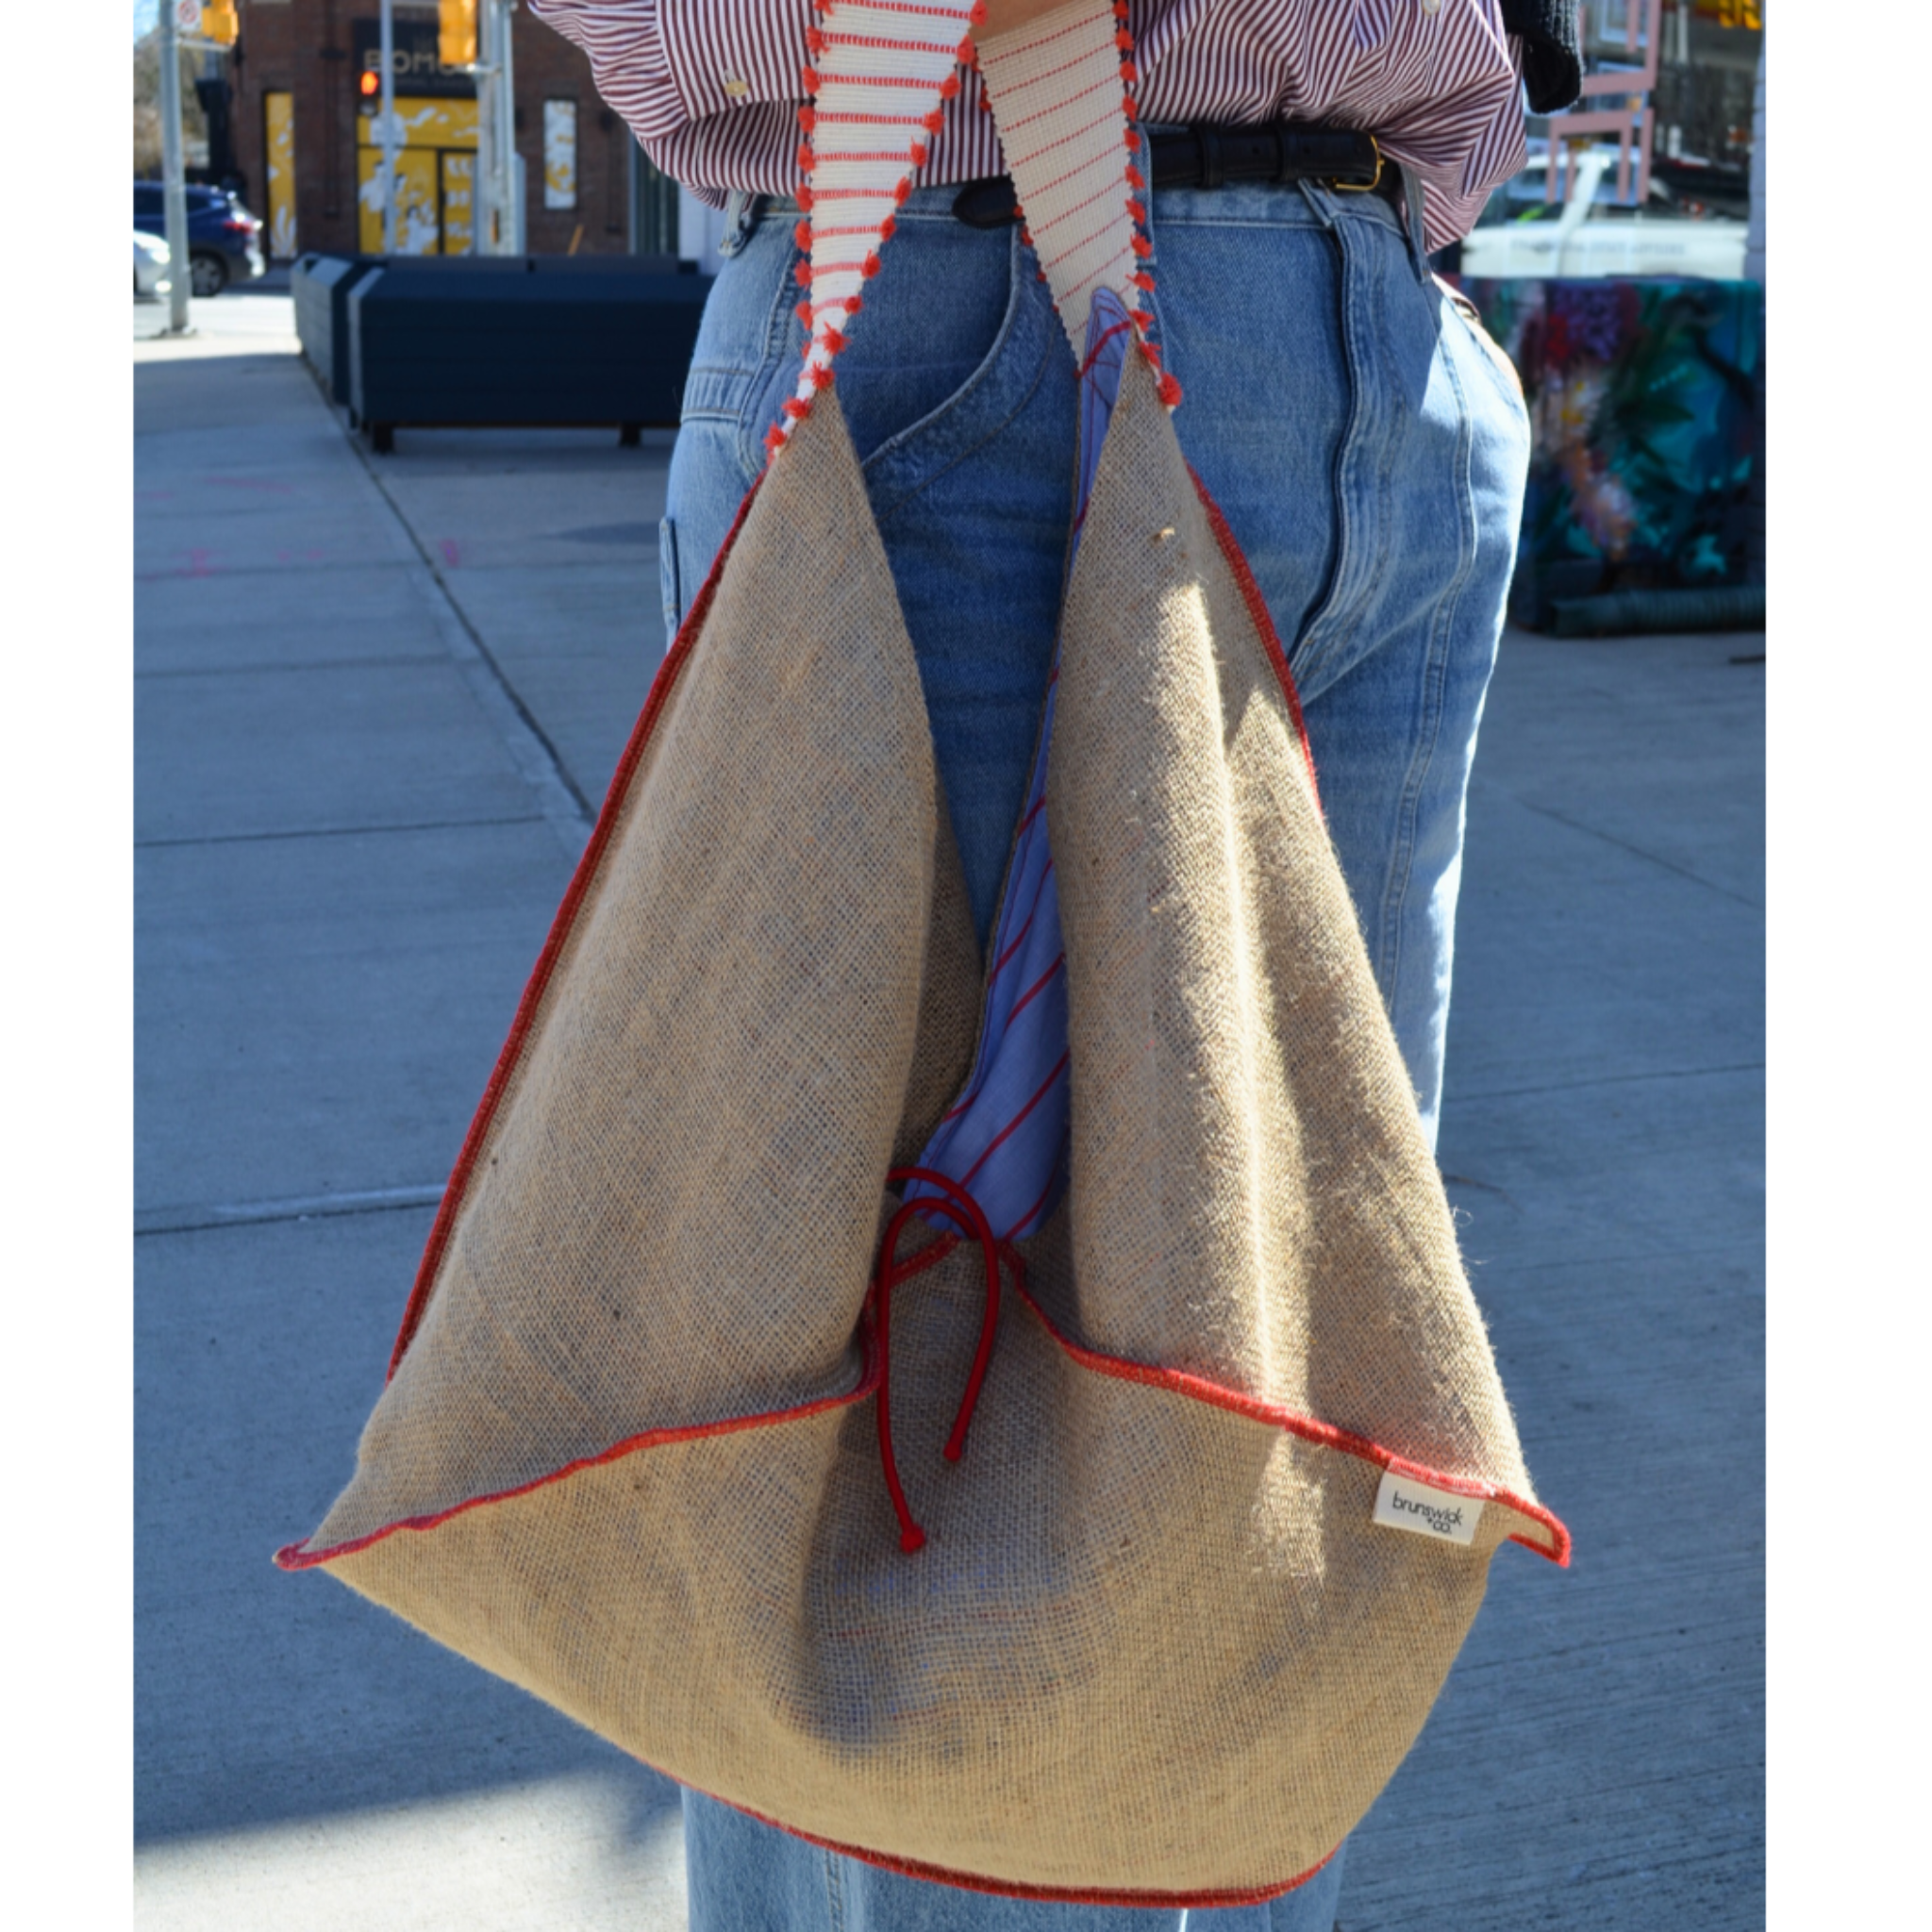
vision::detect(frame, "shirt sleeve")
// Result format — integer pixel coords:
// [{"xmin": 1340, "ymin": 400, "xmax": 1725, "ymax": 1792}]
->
[
  {"xmin": 527, "ymin": 2, "xmax": 680, "ymax": 147},
  {"xmin": 1379, "ymin": 27, "xmax": 1528, "ymax": 253},
  {"xmin": 529, "ymin": 0, "xmax": 814, "ymax": 203}
]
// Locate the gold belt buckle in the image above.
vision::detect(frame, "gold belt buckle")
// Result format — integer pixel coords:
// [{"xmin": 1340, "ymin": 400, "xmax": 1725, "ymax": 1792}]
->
[{"xmin": 1330, "ymin": 136, "xmax": 1384, "ymax": 194}]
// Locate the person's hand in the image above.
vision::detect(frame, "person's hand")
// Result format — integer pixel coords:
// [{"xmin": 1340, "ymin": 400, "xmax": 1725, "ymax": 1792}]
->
[{"xmin": 976, "ymin": 0, "xmax": 1091, "ymax": 42}]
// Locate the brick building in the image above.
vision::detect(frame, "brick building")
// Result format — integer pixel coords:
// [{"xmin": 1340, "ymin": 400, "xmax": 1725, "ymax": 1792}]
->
[{"xmin": 225, "ymin": 1, "xmax": 677, "ymax": 259}]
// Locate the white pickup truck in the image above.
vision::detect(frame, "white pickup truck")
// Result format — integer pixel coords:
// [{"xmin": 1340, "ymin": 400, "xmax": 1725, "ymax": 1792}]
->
[{"xmin": 1458, "ymin": 150, "xmax": 1748, "ymax": 281}]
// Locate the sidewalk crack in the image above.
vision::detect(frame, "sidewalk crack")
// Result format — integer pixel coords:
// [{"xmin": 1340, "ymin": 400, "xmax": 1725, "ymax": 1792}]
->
[{"xmin": 341, "ymin": 431, "xmax": 595, "ymax": 850}]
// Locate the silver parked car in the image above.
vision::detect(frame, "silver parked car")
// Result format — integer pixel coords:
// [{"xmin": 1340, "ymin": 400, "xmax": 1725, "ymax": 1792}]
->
[{"xmin": 134, "ymin": 228, "xmax": 173, "ymax": 302}]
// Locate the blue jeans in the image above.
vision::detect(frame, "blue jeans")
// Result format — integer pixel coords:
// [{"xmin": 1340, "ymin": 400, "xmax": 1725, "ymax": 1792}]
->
[
  {"xmin": 660, "ymin": 172, "xmax": 1529, "ymax": 1931},
  {"xmin": 684, "ymin": 1793, "xmax": 1348, "ymax": 1932}
]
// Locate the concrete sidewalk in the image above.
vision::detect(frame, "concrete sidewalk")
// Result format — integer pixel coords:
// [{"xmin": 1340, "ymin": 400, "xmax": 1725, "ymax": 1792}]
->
[{"xmin": 134, "ymin": 307, "xmax": 1763, "ymax": 1929}]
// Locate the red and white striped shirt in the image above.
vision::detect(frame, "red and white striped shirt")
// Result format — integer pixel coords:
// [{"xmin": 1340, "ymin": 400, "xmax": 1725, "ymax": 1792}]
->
[{"xmin": 532, "ymin": 0, "xmax": 1526, "ymax": 251}]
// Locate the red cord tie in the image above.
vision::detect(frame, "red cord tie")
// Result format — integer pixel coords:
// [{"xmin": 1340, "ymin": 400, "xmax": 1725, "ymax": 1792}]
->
[{"xmin": 870, "ymin": 1167, "xmax": 1003, "ymax": 1554}]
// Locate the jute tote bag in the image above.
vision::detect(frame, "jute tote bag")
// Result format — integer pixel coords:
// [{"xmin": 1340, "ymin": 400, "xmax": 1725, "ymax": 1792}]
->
[{"xmin": 278, "ymin": 2, "xmax": 1566, "ymax": 1903}]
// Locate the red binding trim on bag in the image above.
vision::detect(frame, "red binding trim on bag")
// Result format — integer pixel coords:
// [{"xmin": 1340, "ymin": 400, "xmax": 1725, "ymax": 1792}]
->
[
  {"xmin": 1187, "ymin": 465, "xmax": 1321, "ymax": 808},
  {"xmin": 997, "ymin": 1241, "xmax": 1571, "ymax": 1565},
  {"xmin": 273, "ymin": 1360, "xmax": 877, "ymax": 1573},
  {"xmin": 719, "ymin": 1792, "xmax": 1342, "ymax": 1907},
  {"xmin": 423, "ymin": 1714, "xmax": 1341, "ymax": 1905},
  {"xmin": 384, "ymin": 477, "xmax": 769, "ymax": 1380}
]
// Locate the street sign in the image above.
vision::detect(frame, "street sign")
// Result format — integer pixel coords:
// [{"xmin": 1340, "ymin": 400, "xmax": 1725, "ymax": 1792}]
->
[{"xmin": 175, "ymin": 0, "xmax": 201, "ymax": 30}]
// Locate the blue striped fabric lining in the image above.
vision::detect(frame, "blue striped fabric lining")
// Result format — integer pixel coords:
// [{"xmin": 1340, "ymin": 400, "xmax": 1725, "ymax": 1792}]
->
[{"xmin": 904, "ymin": 291, "xmax": 1134, "ymax": 1241}]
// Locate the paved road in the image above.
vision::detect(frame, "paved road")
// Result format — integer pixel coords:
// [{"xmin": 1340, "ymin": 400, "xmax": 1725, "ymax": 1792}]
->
[{"xmin": 134, "ymin": 316, "xmax": 1763, "ymax": 1929}]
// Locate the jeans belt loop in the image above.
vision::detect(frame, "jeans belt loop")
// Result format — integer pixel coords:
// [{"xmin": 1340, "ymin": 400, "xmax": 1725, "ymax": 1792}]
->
[
  {"xmin": 718, "ymin": 191, "xmax": 765, "ymax": 260},
  {"xmin": 1296, "ymin": 178, "xmax": 1340, "ymax": 231},
  {"xmin": 1397, "ymin": 162, "xmax": 1430, "ymax": 280}
]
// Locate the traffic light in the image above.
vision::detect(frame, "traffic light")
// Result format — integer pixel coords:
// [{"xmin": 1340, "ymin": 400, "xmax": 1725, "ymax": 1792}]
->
[
  {"xmin": 439, "ymin": 1, "xmax": 479, "ymax": 67},
  {"xmin": 201, "ymin": 2, "xmax": 240, "ymax": 45}
]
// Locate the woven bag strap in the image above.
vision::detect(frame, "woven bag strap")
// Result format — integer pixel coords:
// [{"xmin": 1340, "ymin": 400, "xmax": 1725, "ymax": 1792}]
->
[
  {"xmin": 974, "ymin": 0, "xmax": 1165, "ymax": 373},
  {"xmin": 773, "ymin": 0, "xmax": 1168, "ymax": 459}
]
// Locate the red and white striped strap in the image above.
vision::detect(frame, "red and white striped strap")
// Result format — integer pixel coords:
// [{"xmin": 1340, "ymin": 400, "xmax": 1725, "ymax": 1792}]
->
[
  {"xmin": 774, "ymin": 0, "xmax": 982, "ymax": 456},
  {"xmin": 774, "ymin": 0, "xmax": 1169, "ymax": 459},
  {"xmin": 974, "ymin": 0, "xmax": 1155, "ymax": 365}
]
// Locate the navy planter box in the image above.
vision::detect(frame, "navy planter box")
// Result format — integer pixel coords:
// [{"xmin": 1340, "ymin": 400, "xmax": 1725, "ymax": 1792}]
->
[
  {"xmin": 291, "ymin": 253, "xmax": 381, "ymax": 408},
  {"xmin": 344, "ymin": 255, "xmax": 708, "ymax": 450},
  {"xmin": 298, "ymin": 255, "xmax": 642, "ymax": 416}
]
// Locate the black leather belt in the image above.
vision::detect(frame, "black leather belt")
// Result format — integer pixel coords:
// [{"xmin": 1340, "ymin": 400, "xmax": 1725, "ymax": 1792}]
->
[{"xmin": 952, "ymin": 123, "xmax": 1391, "ymax": 230}]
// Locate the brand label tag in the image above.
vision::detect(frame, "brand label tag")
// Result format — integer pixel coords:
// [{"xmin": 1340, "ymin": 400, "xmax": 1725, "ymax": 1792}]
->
[{"xmin": 1373, "ymin": 1469, "xmax": 1482, "ymax": 1546}]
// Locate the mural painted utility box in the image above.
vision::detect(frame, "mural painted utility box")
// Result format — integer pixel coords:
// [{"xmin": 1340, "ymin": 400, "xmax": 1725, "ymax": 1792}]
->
[{"xmin": 1461, "ymin": 277, "xmax": 1765, "ymax": 632}]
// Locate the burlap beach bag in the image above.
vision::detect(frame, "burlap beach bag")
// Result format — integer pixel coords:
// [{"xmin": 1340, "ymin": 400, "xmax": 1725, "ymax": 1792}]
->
[{"xmin": 278, "ymin": 3, "xmax": 1566, "ymax": 1903}]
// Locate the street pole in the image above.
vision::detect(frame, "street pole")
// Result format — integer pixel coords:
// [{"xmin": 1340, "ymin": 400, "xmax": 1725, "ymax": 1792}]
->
[
  {"xmin": 379, "ymin": 0, "xmax": 399, "ymax": 254},
  {"xmin": 495, "ymin": 2, "xmax": 525, "ymax": 256},
  {"xmin": 158, "ymin": 1, "xmax": 192, "ymax": 332},
  {"xmin": 473, "ymin": 34, "xmax": 495, "ymax": 254}
]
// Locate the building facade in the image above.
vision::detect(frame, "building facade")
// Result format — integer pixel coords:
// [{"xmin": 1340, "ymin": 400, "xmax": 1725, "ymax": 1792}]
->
[{"xmin": 225, "ymin": 1, "xmax": 670, "ymax": 259}]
